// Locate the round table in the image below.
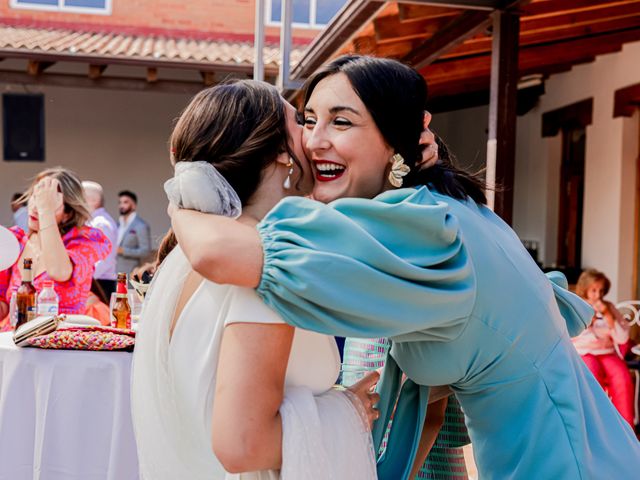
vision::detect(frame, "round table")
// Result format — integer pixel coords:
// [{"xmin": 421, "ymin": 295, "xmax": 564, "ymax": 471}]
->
[{"xmin": 0, "ymin": 332, "xmax": 139, "ymax": 480}]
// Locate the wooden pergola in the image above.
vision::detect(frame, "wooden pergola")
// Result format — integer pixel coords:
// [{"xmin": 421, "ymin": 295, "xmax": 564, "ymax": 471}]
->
[{"xmin": 277, "ymin": 0, "xmax": 640, "ymax": 224}]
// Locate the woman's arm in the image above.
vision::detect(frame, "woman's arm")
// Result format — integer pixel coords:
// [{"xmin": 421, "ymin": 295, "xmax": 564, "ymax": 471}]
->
[
  {"xmin": 171, "ymin": 210, "xmax": 263, "ymax": 287},
  {"xmin": 38, "ymin": 210, "xmax": 73, "ymax": 281},
  {"xmin": 211, "ymin": 322, "xmax": 293, "ymax": 472},
  {"xmin": 409, "ymin": 397, "xmax": 448, "ymax": 479},
  {"xmin": 212, "ymin": 320, "xmax": 381, "ymax": 473},
  {"xmin": 606, "ymin": 301, "xmax": 630, "ymax": 345},
  {"xmin": 35, "ymin": 178, "xmax": 73, "ymax": 282}
]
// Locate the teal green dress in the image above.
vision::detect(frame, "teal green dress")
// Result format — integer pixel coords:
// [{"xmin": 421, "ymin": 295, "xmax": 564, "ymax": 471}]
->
[
  {"xmin": 343, "ymin": 337, "xmax": 470, "ymax": 480},
  {"xmin": 256, "ymin": 186, "xmax": 640, "ymax": 480}
]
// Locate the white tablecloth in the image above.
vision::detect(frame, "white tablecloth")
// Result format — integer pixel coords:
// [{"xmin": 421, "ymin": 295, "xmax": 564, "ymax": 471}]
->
[{"xmin": 0, "ymin": 332, "xmax": 139, "ymax": 480}]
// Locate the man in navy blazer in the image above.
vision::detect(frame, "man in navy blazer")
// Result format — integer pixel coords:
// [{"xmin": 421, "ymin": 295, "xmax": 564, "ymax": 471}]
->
[{"xmin": 116, "ymin": 190, "xmax": 151, "ymax": 277}]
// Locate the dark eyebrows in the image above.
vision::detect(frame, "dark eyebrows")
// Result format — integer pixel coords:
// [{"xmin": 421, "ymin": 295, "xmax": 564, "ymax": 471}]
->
[
  {"xmin": 303, "ymin": 105, "xmax": 361, "ymax": 116},
  {"xmin": 330, "ymin": 105, "xmax": 361, "ymax": 116}
]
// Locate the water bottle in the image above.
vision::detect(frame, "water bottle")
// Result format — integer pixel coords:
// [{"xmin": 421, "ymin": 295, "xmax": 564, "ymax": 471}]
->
[
  {"xmin": 37, "ymin": 281, "xmax": 59, "ymax": 316},
  {"xmin": 9, "ymin": 288, "xmax": 18, "ymax": 326}
]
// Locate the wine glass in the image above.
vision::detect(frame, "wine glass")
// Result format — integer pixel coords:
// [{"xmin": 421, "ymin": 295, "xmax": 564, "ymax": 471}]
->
[{"xmin": 336, "ymin": 364, "xmax": 372, "ymax": 388}]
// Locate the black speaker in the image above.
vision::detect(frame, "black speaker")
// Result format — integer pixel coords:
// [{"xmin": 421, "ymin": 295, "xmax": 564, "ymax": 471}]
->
[{"xmin": 3, "ymin": 93, "xmax": 45, "ymax": 161}]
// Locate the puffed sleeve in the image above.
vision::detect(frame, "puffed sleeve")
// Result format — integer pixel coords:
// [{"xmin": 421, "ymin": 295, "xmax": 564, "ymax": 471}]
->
[
  {"xmin": 256, "ymin": 187, "xmax": 476, "ymax": 340},
  {"xmin": 64, "ymin": 226, "xmax": 111, "ymax": 285},
  {"xmin": 546, "ymin": 271, "xmax": 593, "ymax": 337}
]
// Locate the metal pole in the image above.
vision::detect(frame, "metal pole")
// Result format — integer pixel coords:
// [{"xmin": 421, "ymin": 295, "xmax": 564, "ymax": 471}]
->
[
  {"xmin": 253, "ymin": 0, "xmax": 265, "ymax": 81},
  {"xmin": 278, "ymin": 0, "xmax": 294, "ymax": 91}
]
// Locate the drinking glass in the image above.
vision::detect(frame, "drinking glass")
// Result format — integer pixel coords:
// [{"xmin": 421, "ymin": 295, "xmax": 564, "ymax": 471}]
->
[
  {"xmin": 336, "ymin": 365, "xmax": 373, "ymax": 388},
  {"xmin": 128, "ymin": 289, "xmax": 143, "ymax": 330},
  {"xmin": 108, "ymin": 292, "xmax": 117, "ymax": 327}
]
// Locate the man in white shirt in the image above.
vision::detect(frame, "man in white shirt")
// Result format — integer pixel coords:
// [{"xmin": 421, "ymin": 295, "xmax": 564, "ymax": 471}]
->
[
  {"xmin": 83, "ymin": 181, "xmax": 118, "ymax": 297},
  {"xmin": 11, "ymin": 193, "xmax": 28, "ymax": 232}
]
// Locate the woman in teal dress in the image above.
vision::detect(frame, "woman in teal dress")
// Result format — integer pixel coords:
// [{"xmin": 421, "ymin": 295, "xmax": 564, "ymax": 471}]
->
[{"xmin": 172, "ymin": 55, "xmax": 640, "ymax": 479}]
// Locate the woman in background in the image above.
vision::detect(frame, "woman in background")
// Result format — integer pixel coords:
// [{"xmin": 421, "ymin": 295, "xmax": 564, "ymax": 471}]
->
[
  {"xmin": 0, "ymin": 167, "xmax": 110, "ymax": 328},
  {"xmin": 572, "ymin": 268, "xmax": 634, "ymax": 427}
]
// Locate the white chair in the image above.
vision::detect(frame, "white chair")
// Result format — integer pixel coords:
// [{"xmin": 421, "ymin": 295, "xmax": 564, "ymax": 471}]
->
[{"xmin": 615, "ymin": 300, "xmax": 640, "ymax": 426}]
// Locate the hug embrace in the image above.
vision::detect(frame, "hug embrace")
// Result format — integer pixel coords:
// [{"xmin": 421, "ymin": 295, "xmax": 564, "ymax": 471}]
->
[{"xmin": 131, "ymin": 55, "xmax": 640, "ymax": 479}]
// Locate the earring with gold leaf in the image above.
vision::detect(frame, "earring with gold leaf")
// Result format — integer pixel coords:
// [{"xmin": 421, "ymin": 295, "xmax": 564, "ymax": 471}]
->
[{"xmin": 388, "ymin": 153, "xmax": 410, "ymax": 188}]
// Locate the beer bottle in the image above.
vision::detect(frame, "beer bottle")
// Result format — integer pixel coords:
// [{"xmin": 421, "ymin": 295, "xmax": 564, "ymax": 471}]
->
[
  {"xmin": 16, "ymin": 258, "xmax": 37, "ymax": 328},
  {"xmin": 111, "ymin": 273, "xmax": 131, "ymax": 329}
]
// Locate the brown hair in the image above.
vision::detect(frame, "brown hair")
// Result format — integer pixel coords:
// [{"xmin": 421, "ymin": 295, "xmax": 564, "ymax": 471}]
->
[
  {"xmin": 158, "ymin": 79, "xmax": 300, "ymax": 266},
  {"xmin": 575, "ymin": 268, "xmax": 611, "ymax": 299},
  {"xmin": 22, "ymin": 167, "xmax": 91, "ymax": 235}
]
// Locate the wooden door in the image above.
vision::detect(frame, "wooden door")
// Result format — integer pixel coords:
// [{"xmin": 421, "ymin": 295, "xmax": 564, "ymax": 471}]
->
[
  {"xmin": 557, "ymin": 126, "xmax": 586, "ymax": 279},
  {"xmin": 635, "ymin": 117, "xmax": 640, "ymax": 299}
]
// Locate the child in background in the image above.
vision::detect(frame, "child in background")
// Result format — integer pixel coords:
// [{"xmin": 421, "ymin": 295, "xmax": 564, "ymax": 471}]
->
[
  {"xmin": 572, "ymin": 269, "xmax": 634, "ymax": 427},
  {"xmin": 84, "ymin": 279, "xmax": 111, "ymax": 326}
]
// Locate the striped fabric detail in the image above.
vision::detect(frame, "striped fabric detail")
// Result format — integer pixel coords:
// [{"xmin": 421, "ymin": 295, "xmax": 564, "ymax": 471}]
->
[{"xmin": 343, "ymin": 337, "xmax": 469, "ymax": 479}]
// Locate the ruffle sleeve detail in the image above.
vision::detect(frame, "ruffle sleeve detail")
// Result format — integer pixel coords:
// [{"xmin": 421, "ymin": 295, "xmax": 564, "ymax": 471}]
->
[
  {"xmin": 63, "ymin": 226, "xmax": 111, "ymax": 285},
  {"xmin": 257, "ymin": 187, "xmax": 476, "ymax": 341},
  {"xmin": 546, "ymin": 271, "xmax": 593, "ymax": 337}
]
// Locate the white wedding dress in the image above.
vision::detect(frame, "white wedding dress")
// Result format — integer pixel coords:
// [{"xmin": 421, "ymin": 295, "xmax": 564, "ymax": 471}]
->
[{"xmin": 131, "ymin": 246, "xmax": 377, "ymax": 480}]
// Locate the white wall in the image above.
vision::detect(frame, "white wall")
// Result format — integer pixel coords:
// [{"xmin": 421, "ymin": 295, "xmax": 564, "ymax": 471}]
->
[
  {"xmin": 513, "ymin": 40, "xmax": 640, "ymax": 301},
  {"xmin": 0, "ymin": 82, "xmax": 192, "ymax": 250}
]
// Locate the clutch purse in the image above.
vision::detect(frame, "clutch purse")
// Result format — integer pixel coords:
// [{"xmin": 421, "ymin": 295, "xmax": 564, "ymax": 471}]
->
[{"xmin": 13, "ymin": 315, "xmax": 62, "ymax": 347}]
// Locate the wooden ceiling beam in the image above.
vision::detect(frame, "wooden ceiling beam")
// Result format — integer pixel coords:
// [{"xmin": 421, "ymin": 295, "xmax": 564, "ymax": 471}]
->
[
  {"xmin": 520, "ymin": 0, "xmax": 634, "ymax": 17},
  {"xmin": 398, "ymin": 4, "xmax": 462, "ymax": 21},
  {"xmin": 27, "ymin": 60, "xmax": 55, "ymax": 76},
  {"xmin": 402, "ymin": 0, "xmax": 531, "ymax": 69},
  {"xmin": 351, "ymin": 35, "xmax": 379, "ymax": 55},
  {"xmin": 88, "ymin": 64, "xmax": 107, "ymax": 79},
  {"xmin": 423, "ymin": 27, "xmax": 640, "ymax": 87},
  {"xmin": 358, "ymin": 0, "xmax": 637, "ymax": 59},
  {"xmin": 146, "ymin": 67, "xmax": 158, "ymax": 83},
  {"xmin": 362, "ymin": 3, "xmax": 640, "ymax": 62},
  {"xmin": 200, "ymin": 71, "xmax": 215, "ymax": 86},
  {"xmin": 522, "ymin": 1, "xmax": 640, "ymax": 32},
  {"xmin": 374, "ymin": 11, "xmax": 474, "ymax": 43},
  {"xmin": 402, "ymin": 10, "xmax": 493, "ymax": 68},
  {"xmin": 440, "ymin": 12, "xmax": 640, "ymax": 59},
  {"xmin": 0, "ymin": 69, "xmax": 203, "ymax": 94},
  {"xmin": 427, "ymin": 49, "xmax": 605, "ymax": 87}
]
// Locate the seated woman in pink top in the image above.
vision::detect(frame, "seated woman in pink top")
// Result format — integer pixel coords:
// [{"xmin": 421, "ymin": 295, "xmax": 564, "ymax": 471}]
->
[
  {"xmin": 0, "ymin": 167, "xmax": 111, "ymax": 328},
  {"xmin": 571, "ymin": 268, "xmax": 634, "ymax": 426}
]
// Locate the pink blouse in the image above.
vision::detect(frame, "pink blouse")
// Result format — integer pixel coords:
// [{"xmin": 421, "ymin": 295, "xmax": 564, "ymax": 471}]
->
[{"xmin": 0, "ymin": 226, "xmax": 111, "ymax": 319}]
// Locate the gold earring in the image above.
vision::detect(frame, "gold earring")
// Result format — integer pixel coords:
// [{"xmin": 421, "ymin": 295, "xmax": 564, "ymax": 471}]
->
[
  {"xmin": 388, "ymin": 153, "xmax": 410, "ymax": 188},
  {"xmin": 283, "ymin": 158, "xmax": 294, "ymax": 189}
]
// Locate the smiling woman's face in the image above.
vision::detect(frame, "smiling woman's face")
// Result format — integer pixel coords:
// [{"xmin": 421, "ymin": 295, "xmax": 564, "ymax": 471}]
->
[{"xmin": 302, "ymin": 73, "xmax": 393, "ymax": 203}]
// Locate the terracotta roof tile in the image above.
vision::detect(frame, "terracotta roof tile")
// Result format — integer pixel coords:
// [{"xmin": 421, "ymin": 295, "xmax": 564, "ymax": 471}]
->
[{"xmin": 0, "ymin": 24, "xmax": 303, "ymax": 69}]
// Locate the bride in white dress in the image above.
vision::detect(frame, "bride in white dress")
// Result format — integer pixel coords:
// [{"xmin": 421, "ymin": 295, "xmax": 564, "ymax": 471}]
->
[{"xmin": 131, "ymin": 81, "xmax": 378, "ymax": 479}]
